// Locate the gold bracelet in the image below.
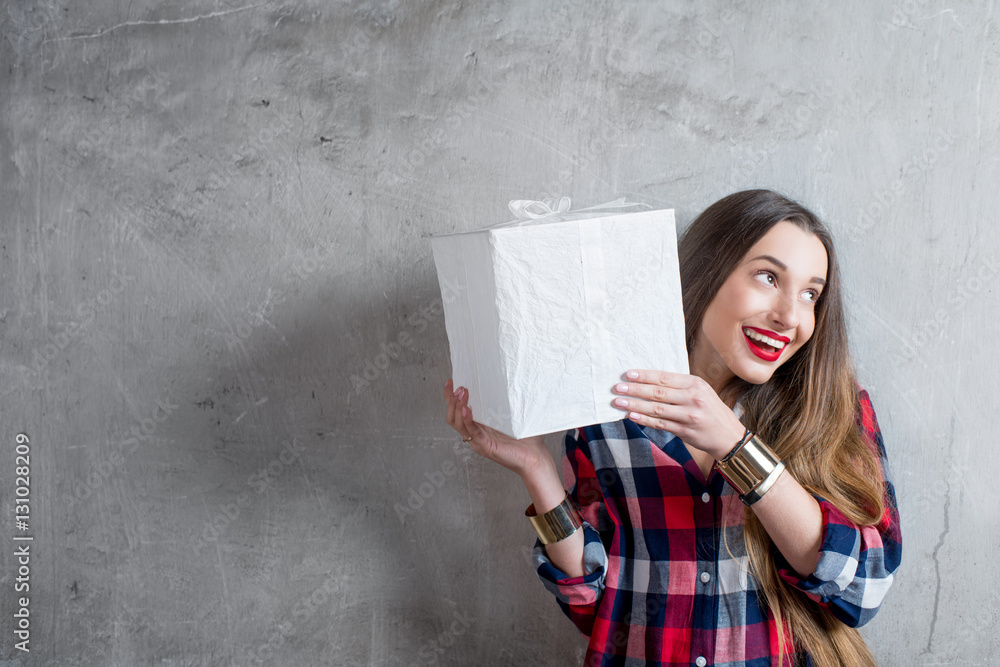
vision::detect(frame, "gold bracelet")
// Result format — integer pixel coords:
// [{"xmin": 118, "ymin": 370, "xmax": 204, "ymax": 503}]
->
[
  {"xmin": 525, "ymin": 492, "xmax": 583, "ymax": 545},
  {"xmin": 714, "ymin": 434, "xmax": 784, "ymax": 506},
  {"xmin": 741, "ymin": 461, "xmax": 786, "ymax": 506}
]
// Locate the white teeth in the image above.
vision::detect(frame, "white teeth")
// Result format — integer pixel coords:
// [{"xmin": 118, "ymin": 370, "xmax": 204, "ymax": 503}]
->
[{"xmin": 743, "ymin": 328, "xmax": 786, "ymax": 349}]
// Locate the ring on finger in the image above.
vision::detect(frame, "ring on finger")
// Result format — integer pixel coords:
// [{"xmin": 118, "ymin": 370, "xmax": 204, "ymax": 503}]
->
[{"xmin": 462, "ymin": 435, "xmax": 473, "ymax": 442}]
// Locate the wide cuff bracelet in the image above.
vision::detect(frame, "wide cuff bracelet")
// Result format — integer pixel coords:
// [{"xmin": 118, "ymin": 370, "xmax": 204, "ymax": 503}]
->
[
  {"xmin": 740, "ymin": 461, "xmax": 786, "ymax": 507},
  {"xmin": 526, "ymin": 492, "xmax": 583, "ymax": 545},
  {"xmin": 715, "ymin": 434, "xmax": 782, "ymax": 497}
]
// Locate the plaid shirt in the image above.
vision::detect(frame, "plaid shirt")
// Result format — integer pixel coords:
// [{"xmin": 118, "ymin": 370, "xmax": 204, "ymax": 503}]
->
[{"xmin": 532, "ymin": 389, "xmax": 902, "ymax": 667}]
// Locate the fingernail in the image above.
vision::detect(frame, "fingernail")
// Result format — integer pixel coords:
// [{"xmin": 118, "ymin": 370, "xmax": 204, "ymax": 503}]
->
[
  {"xmin": 627, "ymin": 371, "xmax": 639, "ymax": 379},
  {"xmin": 461, "ymin": 406, "xmax": 468, "ymax": 417},
  {"xmin": 616, "ymin": 383, "xmax": 629, "ymax": 393},
  {"xmin": 614, "ymin": 398, "xmax": 628, "ymax": 408}
]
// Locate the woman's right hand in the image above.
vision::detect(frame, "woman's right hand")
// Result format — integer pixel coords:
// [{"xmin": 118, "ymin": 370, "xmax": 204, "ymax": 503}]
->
[
  {"xmin": 443, "ymin": 378, "xmax": 555, "ymax": 479},
  {"xmin": 443, "ymin": 380, "xmax": 585, "ymax": 578}
]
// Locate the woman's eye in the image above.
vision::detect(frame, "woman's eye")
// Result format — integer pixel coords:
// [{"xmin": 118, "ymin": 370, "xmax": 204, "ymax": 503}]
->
[
  {"xmin": 753, "ymin": 271, "xmax": 776, "ymax": 286},
  {"xmin": 802, "ymin": 290, "xmax": 820, "ymax": 303}
]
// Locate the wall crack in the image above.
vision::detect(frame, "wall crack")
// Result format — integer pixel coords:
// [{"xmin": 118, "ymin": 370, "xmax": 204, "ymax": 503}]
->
[{"xmin": 43, "ymin": 2, "xmax": 272, "ymax": 44}]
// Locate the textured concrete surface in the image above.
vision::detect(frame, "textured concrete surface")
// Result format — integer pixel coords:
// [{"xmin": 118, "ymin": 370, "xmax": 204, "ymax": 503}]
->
[{"xmin": 0, "ymin": 1, "xmax": 997, "ymax": 665}]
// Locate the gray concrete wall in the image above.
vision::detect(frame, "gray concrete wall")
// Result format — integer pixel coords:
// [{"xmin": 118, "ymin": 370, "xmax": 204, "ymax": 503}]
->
[{"xmin": 1, "ymin": 1, "xmax": 996, "ymax": 665}]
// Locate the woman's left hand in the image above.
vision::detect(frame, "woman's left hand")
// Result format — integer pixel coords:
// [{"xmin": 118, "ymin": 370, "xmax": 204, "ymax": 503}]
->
[{"xmin": 612, "ymin": 369, "xmax": 747, "ymax": 460}]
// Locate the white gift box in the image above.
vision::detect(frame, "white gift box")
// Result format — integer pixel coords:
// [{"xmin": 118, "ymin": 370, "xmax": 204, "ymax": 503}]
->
[{"xmin": 431, "ymin": 199, "xmax": 688, "ymax": 439}]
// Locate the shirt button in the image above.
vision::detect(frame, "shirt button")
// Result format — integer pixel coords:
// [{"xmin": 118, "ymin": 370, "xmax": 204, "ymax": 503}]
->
[
  {"xmin": 696, "ymin": 657, "xmax": 707, "ymax": 667},
  {"xmin": 700, "ymin": 572, "xmax": 711, "ymax": 583},
  {"xmin": 701, "ymin": 492, "xmax": 711, "ymax": 503}
]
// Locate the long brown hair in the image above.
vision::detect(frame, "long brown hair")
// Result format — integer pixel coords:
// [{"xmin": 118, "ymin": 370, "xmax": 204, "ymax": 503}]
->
[{"xmin": 678, "ymin": 190, "xmax": 887, "ymax": 666}]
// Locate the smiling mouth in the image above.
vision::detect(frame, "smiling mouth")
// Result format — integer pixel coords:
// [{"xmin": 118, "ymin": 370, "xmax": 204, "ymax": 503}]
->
[{"xmin": 743, "ymin": 327, "xmax": 789, "ymax": 361}]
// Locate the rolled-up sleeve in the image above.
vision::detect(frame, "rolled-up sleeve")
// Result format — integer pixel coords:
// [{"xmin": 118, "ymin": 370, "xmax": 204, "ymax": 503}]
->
[
  {"xmin": 776, "ymin": 390, "xmax": 903, "ymax": 628},
  {"xmin": 532, "ymin": 522, "xmax": 607, "ymax": 602},
  {"xmin": 531, "ymin": 427, "xmax": 611, "ymax": 638}
]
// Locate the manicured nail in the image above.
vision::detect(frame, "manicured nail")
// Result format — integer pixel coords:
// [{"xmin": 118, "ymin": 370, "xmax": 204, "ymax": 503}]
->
[
  {"xmin": 614, "ymin": 398, "xmax": 628, "ymax": 408},
  {"xmin": 627, "ymin": 371, "xmax": 639, "ymax": 379},
  {"xmin": 629, "ymin": 412, "xmax": 642, "ymax": 420},
  {"xmin": 616, "ymin": 383, "xmax": 629, "ymax": 393},
  {"xmin": 462, "ymin": 407, "xmax": 468, "ymax": 417}
]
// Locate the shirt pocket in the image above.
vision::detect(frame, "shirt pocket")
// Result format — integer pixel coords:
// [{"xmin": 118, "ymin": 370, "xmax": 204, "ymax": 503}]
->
[{"xmin": 719, "ymin": 554, "xmax": 754, "ymax": 594}]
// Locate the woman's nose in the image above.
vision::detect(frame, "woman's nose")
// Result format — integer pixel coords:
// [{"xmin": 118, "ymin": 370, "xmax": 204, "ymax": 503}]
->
[{"xmin": 770, "ymin": 292, "xmax": 798, "ymax": 330}]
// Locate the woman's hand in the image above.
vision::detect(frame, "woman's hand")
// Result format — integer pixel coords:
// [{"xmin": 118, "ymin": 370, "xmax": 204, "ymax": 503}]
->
[
  {"xmin": 443, "ymin": 379, "xmax": 554, "ymax": 479},
  {"xmin": 611, "ymin": 370, "xmax": 747, "ymax": 460}
]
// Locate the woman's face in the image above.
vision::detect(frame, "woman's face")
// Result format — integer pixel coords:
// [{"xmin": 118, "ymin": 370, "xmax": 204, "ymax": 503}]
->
[{"xmin": 691, "ymin": 220, "xmax": 829, "ymax": 391}]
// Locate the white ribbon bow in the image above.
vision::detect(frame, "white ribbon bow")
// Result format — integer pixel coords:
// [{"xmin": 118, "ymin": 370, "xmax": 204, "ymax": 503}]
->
[
  {"xmin": 494, "ymin": 197, "xmax": 648, "ymax": 228},
  {"xmin": 507, "ymin": 197, "xmax": 572, "ymax": 219}
]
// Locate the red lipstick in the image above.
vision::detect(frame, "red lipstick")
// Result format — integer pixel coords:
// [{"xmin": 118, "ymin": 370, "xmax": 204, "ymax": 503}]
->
[{"xmin": 743, "ymin": 327, "xmax": 790, "ymax": 362}]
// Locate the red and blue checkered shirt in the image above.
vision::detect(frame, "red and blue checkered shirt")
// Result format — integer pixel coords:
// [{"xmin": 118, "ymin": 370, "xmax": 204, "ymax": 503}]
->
[{"xmin": 532, "ymin": 389, "xmax": 902, "ymax": 666}]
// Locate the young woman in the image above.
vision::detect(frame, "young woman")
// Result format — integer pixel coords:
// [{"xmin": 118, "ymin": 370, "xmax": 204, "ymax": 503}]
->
[{"xmin": 443, "ymin": 189, "xmax": 902, "ymax": 666}]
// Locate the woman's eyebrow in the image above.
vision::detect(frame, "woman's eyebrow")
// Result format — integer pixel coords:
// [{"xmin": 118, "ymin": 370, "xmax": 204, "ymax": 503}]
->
[
  {"xmin": 749, "ymin": 254, "xmax": 827, "ymax": 286},
  {"xmin": 749, "ymin": 254, "xmax": 787, "ymax": 270}
]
